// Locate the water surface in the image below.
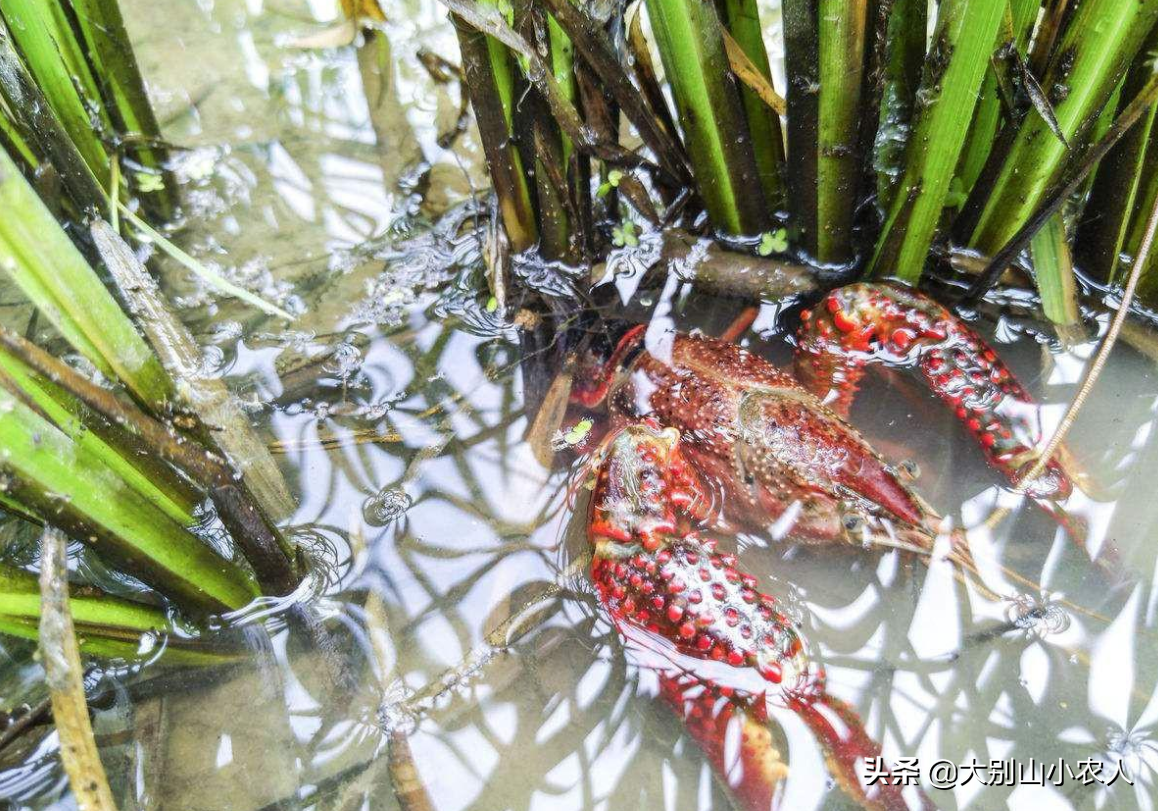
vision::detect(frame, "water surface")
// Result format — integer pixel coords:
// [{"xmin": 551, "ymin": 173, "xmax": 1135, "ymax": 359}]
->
[{"xmin": 1, "ymin": 1, "xmax": 1158, "ymax": 810}]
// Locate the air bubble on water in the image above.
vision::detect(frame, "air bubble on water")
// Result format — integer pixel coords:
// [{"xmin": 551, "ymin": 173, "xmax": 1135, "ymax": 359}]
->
[
  {"xmin": 210, "ymin": 320, "xmax": 243, "ymax": 344},
  {"xmin": 137, "ymin": 632, "xmax": 159, "ymax": 657},
  {"xmin": 323, "ymin": 341, "xmax": 364, "ymax": 380},
  {"xmin": 363, "ymin": 488, "xmax": 412, "ymax": 526}
]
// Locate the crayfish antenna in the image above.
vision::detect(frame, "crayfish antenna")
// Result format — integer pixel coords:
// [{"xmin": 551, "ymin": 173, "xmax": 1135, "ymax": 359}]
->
[{"xmin": 931, "ymin": 525, "xmax": 1118, "ymax": 629}]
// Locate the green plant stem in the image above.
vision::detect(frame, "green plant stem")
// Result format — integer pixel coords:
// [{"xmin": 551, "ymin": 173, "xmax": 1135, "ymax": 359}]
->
[
  {"xmin": 872, "ymin": 0, "xmax": 927, "ymax": 211},
  {"xmin": 1030, "ymin": 214, "xmax": 1079, "ymax": 324},
  {"xmin": 715, "ymin": 0, "xmax": 785, "ymax": 209},
  {"xmin": 954, "ymin": 0, "xmax": 1040, "ymax": 199},
  {"xmin": 782, "ymin": 0, "xmax": 821, "ymax": 249},
  {"xmin": 452, "ymin": 14, "xmax": 537, "ymax": 252},
  {"xmin": 0, "ymin": 344, "xmax": 198, "ymax": 525},
  {"xmin": 537, "ymin": 0, "xmax": 690, "ymax": 185},
  {"xmin": 0, "ymin": 563, "xmax": 232, "ymax": 663},
  {"xmin": 118, "ymin": 203, "xmax": 294, "ymax": 321},
  {"xmin": 512, "ymin": 0, "xmax": 572, "ymax": 261},
  {"xmin": 0, "ymin": 3, "xmax": 110, "ymax": 186},
  {"xmin": 645, "ymin": 0, "xmax": 769, "ymax": 235},
  {"xmin": 0, "ymin": 389, "xmax": 258, "ymax": 614},
  {"xmin": 0, "ymin": 21, "xmax": 105, "ymax": 211},
  {"xmin": 868, "ymin": 0, "xmax": 1005, "ymax": 282},
  {"xmin": 90, "ymin": 221, "xmax": 301, "ymax": 590},
  {"xmin": 68, "ymin": 0, "xmax": 177, "ymax": 214},
  {"xmin": 1078, "ymin": 25, "xmax": 1158, "ymax": 291},
  {"xmin": 815, "ymin": 0, "xmax": 869, "ymax": 263},
  {"xmin": 0, "ymin": 322, "xmax": 298, "ymax": 595},
  {"xmin": 968, "ymin": 0, "xmax": 1158, "ymax": 256},
  {"xmin": 0, "ymin": 144, "xmax": 174, "ymax": 412},
  {"xmin": 967, "ymin": 69, "xmax": 1158, "ymax": 300}
]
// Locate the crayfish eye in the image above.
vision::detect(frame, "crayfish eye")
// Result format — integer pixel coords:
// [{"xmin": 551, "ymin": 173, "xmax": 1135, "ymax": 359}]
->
[
  {"xmin": 842, "ymin": 513, "xmax": 865, "ymax": 532},
  {"xmin": 897, "ymin": 459, "xmax": 921, "ymax": 481}
]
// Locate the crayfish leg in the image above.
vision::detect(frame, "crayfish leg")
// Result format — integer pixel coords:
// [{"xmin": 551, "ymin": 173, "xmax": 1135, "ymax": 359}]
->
[
  {"xmin": 796, "ymin": 285, "xmax": 1135, "ymax": 580},
  {"xmin": 795, "ymin": 283, "xmax": 1085, "ymax": 525},
  {"xmin": 659, "ymin": 674, "xmax": 787, "ymax": 811},
  {"xmin": 659, "ymin": 673, "xmax": 935, "ymax": 811},
  {"xmin": 586, "ymin": 425, "xmax": 935, "ymax": 810},
  {"xmin": 785, "ymin": 686, "xmax": 937, "ymax": 811}
]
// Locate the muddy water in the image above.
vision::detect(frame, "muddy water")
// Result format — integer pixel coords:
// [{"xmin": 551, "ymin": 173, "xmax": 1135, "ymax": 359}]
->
[{"xmin": 1, "ymin": 1, "xmax": 1157, "ymax": 810}]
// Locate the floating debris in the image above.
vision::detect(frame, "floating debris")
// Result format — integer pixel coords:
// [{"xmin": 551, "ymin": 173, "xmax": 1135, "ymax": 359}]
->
[
  {"xmin": 1005, "ymin": 591, "xmax": 1072, "ymax": 639},
  {"xmin": 363, "ymin": 489, "xmax": 413, "ymax": 526},
  {"xmin": 551, "ymin": 418, "xmax": 595, "ymax": 450}
]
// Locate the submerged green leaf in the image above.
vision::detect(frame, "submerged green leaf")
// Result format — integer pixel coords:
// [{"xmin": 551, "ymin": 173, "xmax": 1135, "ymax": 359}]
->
[
  {"xmin": 0, "ymin": 144, "xmax": 174, "ymax": 411},
  {"xmin": 118, "ymin": 203, "xmax": 295, "ymax": 322},
  {"xmin": 612, "ymin": 221, "xmax": 639, "ymax": 247},
  {"xmin": 757, "ymin": 229, "xmax": 788, "ymax": 256}
]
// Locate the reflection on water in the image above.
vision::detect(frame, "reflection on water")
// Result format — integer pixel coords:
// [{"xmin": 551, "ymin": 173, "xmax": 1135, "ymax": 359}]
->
[{"xmin": 1, "ymin": 1, "xmax": 1157, "ymax": 810}]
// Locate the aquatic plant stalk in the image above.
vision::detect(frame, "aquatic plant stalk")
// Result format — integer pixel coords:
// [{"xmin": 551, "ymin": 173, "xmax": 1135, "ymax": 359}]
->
[
  {"xmin": 0, "ymin": 2, "xmax": 111, "ymax": 187},
  {"xmin": 0, "ymin": 562, "xmax": 234, "ymax": 663},
  {"xmin": 1078, "ymin": 27, "xmax": 1158, "ymax": 299},
  {"xmin": 68, "ymin": 0, "xmax": 177, "ymax": 212},
  {"xmin": 626, "ymin": 7, "xmax": 681, "ymax": 150},
  {"xmin": 512, "ymin": 0, "xmax": 573, "ymax": 261},
  {"xmin": 118, "ymin": 203, "xmax": 294, "ymax": 321},
  {"xmin": 38, "ymin": 526, "xmax": 117, "ymax": 811},
  {"xmin": 1013, "ymin": 162, "xmax": 1158, "ymax": 495},
  {"xmin": 871, "ymin": 0, "xmax": 927, "ymax": 211},
  {"xmin": 814, "ymin": 0, "xmax": 870, "ymax": 263},
  {"xmin": 0, "ymin": 21, "xmax": 106, "ymax": 211},
  {"xmin": 0, "ymin": 318, "xmax": 297, "ymax": 595},
  {"xmin": 538, "ymin": 0, "xmax": 690, "ymax": 185},
  {"xmin": 968, "ymin": 0, "xmax": 1158, "ymax": 256},
  {"xmin": 715, "ymin": 0, "xmax": 785, "ymax": 209},
  {"xmin": 0, "ymin": 144, "xmax": 173, "ymax": 412},
  {"xmin": 967, "ymin": 69, "xmax": 1158, "ymax": 300},
  {"xmin": 0, "ymin": 390, "xmax": 259, "ymax": 613},
  {"xmin": 953, "ymin": 0, "xmax": 1040, "ymax": 200},
  {"xmin": 91, "ymin": 221, "xmax": 301, "ymax": 587},
  {"xmin": 0, "ymin": 341, "xmax": 198, "ymax": 525},
  {"xmin": 1029, "ymin": 215, "xmax": 1079, "ymax": 325},
  {"xmin": 452, "ymin": 11, "xmax": 538, "ymax": 253},
  {"xmin": 868, "ymin": 0, "xmax": 1005, "ymax": 281},
  {"xmin": 644, "ymin": 0, "xmax": 769, "ymax": 234},
  {"xmin": 782, "ymin": 0, "xmax": 820, "ymax": 248}
]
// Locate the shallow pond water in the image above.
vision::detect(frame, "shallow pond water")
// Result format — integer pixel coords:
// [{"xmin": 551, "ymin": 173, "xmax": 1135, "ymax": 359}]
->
[{"xmin": 2, "ymin": 2, "xmax": 1158, "ymax": 810}]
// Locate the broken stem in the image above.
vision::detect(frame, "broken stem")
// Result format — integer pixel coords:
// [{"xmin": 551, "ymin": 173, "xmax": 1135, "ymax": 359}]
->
[{"xmin": 38, "ymin": 526, "xmax": 117, "ymax": 811}]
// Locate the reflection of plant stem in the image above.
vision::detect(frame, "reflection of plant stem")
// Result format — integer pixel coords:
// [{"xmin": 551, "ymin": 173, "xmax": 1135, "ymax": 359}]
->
[
  {"xmin": 349, "ymin": 519, "xmax": 437, "ymax": 811},
  {"xmin": 0, "ymin": 694, "xmax": 51, "ymax": 755},
  {"xmin": 400, "ymin": 555, "xmax": 588, "ymax": 716}
]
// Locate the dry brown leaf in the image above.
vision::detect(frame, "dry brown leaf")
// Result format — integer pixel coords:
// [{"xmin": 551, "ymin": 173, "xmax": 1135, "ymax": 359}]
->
[{"xmin": 723, "ymin": 31, "xmax": 786, "ymax": 116}]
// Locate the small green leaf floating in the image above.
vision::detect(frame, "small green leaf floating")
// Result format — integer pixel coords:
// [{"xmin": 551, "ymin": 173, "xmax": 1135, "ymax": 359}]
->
[
  {"xmin": 134, "ymin": 172, "xmax": 165, "ymax": 193},
  {"xmin": 596, "ymin": 169, "xmax": 624, "ymax": 199},
  {"xmin": 757, "ymin": 228, "xmax": 788, "ymax": 256},
  {"xmin": 612, "ymin": 220, "xmax": 639, "ymax": 247},
  {"xmin": 564, "ymin": 418, "xmax": 594, "ymax": 446},
  {"xmin": 486, "ymin": 295, "xmax": 498, "ymax": 313}
]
